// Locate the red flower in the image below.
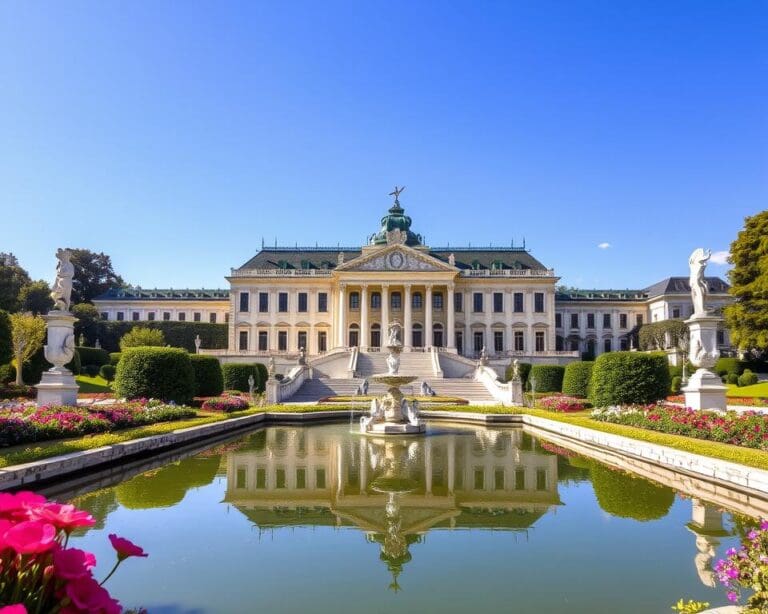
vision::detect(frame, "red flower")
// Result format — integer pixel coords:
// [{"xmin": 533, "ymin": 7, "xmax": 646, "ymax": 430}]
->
[
  {"xmin": 65, "ymin": 576, "xmax": 121, "ymax": 613},
  {"xmin": 53, "ymin": 547, "xmax": 97, "ymax": 580},
  {"xmin": 108, "ymin": 533, "xmax": 148, "ymax": 560},
  {"xmin": 0, "ymin": 491, "xmax": 46, "ymax": 520},
  {"xmin": 32, "ymin": 503, "xmax": 95, "ymax": 533},
  {"xmin": 0, "ymin": 605, "xmax": 28, "ymax": 614},
  {"xmin": 4, "ymin": 520, "xmax": 57, "ymax": 554}
]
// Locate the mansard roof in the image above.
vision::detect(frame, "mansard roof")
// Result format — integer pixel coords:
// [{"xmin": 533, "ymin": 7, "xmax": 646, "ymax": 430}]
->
[
  {"xmin": 94, "ymin": 288, "xmax": 229, "ymax": 301},
  {"xmin": 643, "ymin": 276, "xmax": 730, "ymax": 298},
  {"xmin": 556, "ymin": 276, "xmax": 730, "ymax": 302}
]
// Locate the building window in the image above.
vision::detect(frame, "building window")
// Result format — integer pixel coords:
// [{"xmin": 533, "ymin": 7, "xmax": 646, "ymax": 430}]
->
[
  {"xmin": 570, "ymin": 313, "xmax": 579, "ymax": 329},
  {"xmin": 636, "ymin": 314, "xmax": 643, "ymax": 327},
  {"xmin": 116, "ymin": 312, "xmax": 124, "ymax": 321},
  {"xmin": 278, "ymin": 331, "xmax": 287, "ymax": 351},
  {"xmin": 391, "ymin": 292, "xmax": 402, "ymax": 310},
  {"xmin": 456, "ymin": 330, "xmax": 463, "ymax": 354},
  {"xmin": 493, "ymin": 293, "xmax": 503, "ymax": 313},
  {"xmin": 433, "ymin": 324, "xmax": 444, "ymax": 348},
  {"xmin": 318, "ymin": 331, "xmax": 327, "ymax": 352},
  {"xmin": 604, "ymin": 338, "xmax": 612, "ymax": 353},
  {"xmin": 178, "ymin": 312, "xmax": 186, "ymax": 322},
  {"xmin": 225, "ymin": 313, "xmax": 230, "ymax": 323},
  {"xmin": 433, "ymin": 292, "xmax": 443, "ymax": 310},
  {"xmin": 587, "ymin": 313, "xmax": 595, "ymax": 329},
  {"xmin": 493, "ymin": 330, "xmax": 504, "ymax": 353},
  {"xmin": 163, "ymin": 312, "xmax": 171, "ymax": 321},
  {"xmin": 298, "ymin": 293, "xmax": 308, "ymax": 313},
  {"xmin": 473, "ymin": 292, "xmax": 483, "ymax": 313},
  {"xmin": 318, "ymin": 292, "xmax": 328, "ymax": 312},
  {"xmin": 132, "ymin": 312, "xmax": 140, "ymax": 321},
  {"xmin": 555, "ymin": 313, "xmax": 561, "ymax": 328},
  {"xmin": 603, "ymin": 313, "xmax": 611, "ymax": 329},
  {"xmin": 239, "ymin": 292, "xmax": 249, "ymax": 312},
  {"xmin": 473, "ymin": 331, "xmax": 484, "ymax": 353},
  {"xmin": 672, "ymin": 307, "xmax": 681, "ymax": 319},
  {"xmin": 513, "ymin": 293, "xmax": 524, "ymax": 313},
  {"xmin": 316, "ymin": 468, "xmax": 326, "ymax": 489},
  {"xmin": 370, "ymin": 292, "xmax": 381, "ymax": 309},
  {"xmin": 620, "ymin": 338, "xmax": 629, "ymax": 351},
  {"xmin": 348, "ymin": 324, "xmax": 359, "ymax": 347},
  {"xmin": 278, "ymin": 293, "xmax": 288, "ymax": 312},
  {"xmin": 100, "ymin": 312, "xmax": 108, "ymax": 320},
  {"xmin": 619, "ymin": 314, "xmax": 627, "ymax": 329},
  {"xmin": 349, "ymin": 292, "xmax": 360, "ymax": 310},
  {"xmin": 454, "ymin": 292, "xmax": 463, "ymax": 313},
  {"xmin": 209, "ymin": 313, "xmax": 217, "ymax": 323},
  {"xmin": 297, "ymin": 331, "xmax": 307, "ymax": 351},
  {"xmin": 514, "ymin": 331, "xmax": 524, "ymax": 351},
  {"xmin": 238, "ymin": 331, "xmax": 248, "ymax": 351},
  {"xmin": 148, "ymin": 312, "xmax": 156, "ymax": 321},
  {"xmin": 535, "ymin": 331, "xmax": 545, "ymax": 352},
  {"xmin": 193, "ymin": 312, "xmax": 201, "ymax": 322},
  {"xmin": 412, "ymin": 292, "xmax": 423, "ymax": 309},
  {"xmin": 515, "ymin": 469, "xmax": 525, "ymax": 490},
  {"xmin": 412, "ymin": 324, "xmax": 423, "ymax": 348},
  {"xmin": 258, "ymin": 331, "xmax": 268, "ymax": 352},
  {"xmin": 536, "ymin": 469, "xmax": 547, "ymax": 491},
  {"xmin": 534, "ymin": 293, "xmax": 545, "ymax": 313},
  {"xmin": 258, "ymin": 292, "xmax": 269, "ymax": 312},
  {"xmin": 371, "ymin": 324, "xmax": 381, "ymax": 348}
]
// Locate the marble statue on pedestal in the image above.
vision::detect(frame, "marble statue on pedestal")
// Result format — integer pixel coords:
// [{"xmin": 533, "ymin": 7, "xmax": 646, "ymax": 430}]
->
[
  {"xmin": 689, "ymin": 248, "xmax": 711, "ymax": 317},
  {"xmin": 50, "ymin": 248, "xmax": 74, "ymax": 312}
]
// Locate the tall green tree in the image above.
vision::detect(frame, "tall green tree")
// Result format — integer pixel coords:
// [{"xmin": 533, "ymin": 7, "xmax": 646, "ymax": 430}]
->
[
  {"xmin": 68, "ymin": 249, "xmax": 126, "ymax": 304},
  {"xmin": 19, "ymin": 280, "xmax": 54, "ymax": 315},
  {"xmin": 724, "ymin": 211, "xmax": 768, "ymax": 352},
  {"xmin": 0, "ymin": 253, "xmax": 31, "ymax": 312}
]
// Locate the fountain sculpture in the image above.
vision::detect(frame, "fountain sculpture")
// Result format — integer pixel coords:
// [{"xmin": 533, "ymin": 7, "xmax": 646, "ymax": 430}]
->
[{"xmin": 360, "ymin": 322, "xmax": 426, "ymax": 435}]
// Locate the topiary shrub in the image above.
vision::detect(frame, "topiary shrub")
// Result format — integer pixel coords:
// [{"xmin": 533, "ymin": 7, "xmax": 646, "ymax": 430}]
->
[
  {"xmin": 738, "ymin": 369, "xmax": 758, "ymax": 387},
  {"xmin": 119, "ymin": 326, "xmax": 165, "ymax": 350},
  {"xmin": 109, "ymin": 352, "xmax": 121, "ymax": 365},
  {"xmin": 99, "ymin": 364, "xmax": 116, "ymax": 382},
  {"xmin": 255, "ymin": 362, "xmax": 269, "ymax": 392},
  {"xmin": 715, "ymin": 357, "xmax": 744, "ymax": 377},
  {"xmin": 590, "ymin": 351, "xmax": 670, "ymax": 407},
  {"xmin": 221, "ymin": 363, "xmax": 259, "ymax": 392},
  {"xmin": 505, "ymin": 361, "xmax": 532, "ymax": 385},
  {"xmin": 114, "ymin": 347, "xmax": 195, "ymax": 404},
  {"xmin": 670, "ymin": 375, "xmax": 682, "ymax": 394},
  {"xmin": 590, "ymin": 462, "xmax": 675, "ymax": 521},
  {"xmin": 529, "ymin": 365, "xmax": 564, "ymax": 393},
  {"xmin": 0, "ymin": 363, "xmax": 14, "ymax": 384},
  {"xmin": 726, "ymin": 372, "xmax": 740, "ymax": 385},
  {"xmin": 190, "ymin": 355, "xmax": 224, "ymax": 397},
  {"xmin": 75, "ymin": 346, "xmax": 110, "ymax": 367},
  {"xmin": 562, "ymin": 361, "xmax": 594, "ymax": 398}
]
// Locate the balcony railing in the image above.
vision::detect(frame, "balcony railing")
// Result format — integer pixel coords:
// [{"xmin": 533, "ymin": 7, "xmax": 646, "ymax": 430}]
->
[
  {"xmin": 459, "ymin": 269, "xmax": 556, "ymax": 278},
  {"xmin": 229, "ymin": 268, "xmax": 334, "ymax": 278}
]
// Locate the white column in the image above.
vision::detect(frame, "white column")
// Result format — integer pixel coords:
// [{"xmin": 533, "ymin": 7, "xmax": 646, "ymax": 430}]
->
[
  {"xmin": 337, "ymin": 284, "xmax": 347, "ymax": 348},
  {"xmin": 381, "ymin": 285, "xmax": 390, "ymax": 344},
  {"xmin": 360, "ymin": 285, "xmax": 368, "ymax": 349},
  {"xmin": 425, "ymin": 285, "xmax": 433, "ymax": 349},
  {"xmin": 447, "ymin": 283, "xmax": 456, "ymax": 350},
  {"xmin": 404, "ymin": 284, "xmax": 413, "ymax": 348}
]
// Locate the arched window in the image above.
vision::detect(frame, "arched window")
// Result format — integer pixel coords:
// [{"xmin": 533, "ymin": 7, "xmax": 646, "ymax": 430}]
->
[
  {"xmin": 412, "ymin": 323, "xmax": 423, "ymax": 348},
  {"xmin": 433, "ymin": 323, "xmax": 444, "ymax": 348},
  {"xmin": 412, "ymin": 292, "xmax": 423, "ymax": 309},
  {"xmin": 348, "ymin": 323, "xmax": 360, "ymax": 347},
  {"xmin": 603, "ymin": 338, "xmax": 612, "ymax": 353},
  {"xmin": 371, "ymin": 323, "xmax": 381, "ymax": 348}
]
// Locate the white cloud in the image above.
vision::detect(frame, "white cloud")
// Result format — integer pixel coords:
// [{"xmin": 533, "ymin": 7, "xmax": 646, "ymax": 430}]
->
[
  {"xmin": 710, "ymin": 250, "xmax": 730, "ymax": 265},
  {"xmin": 597, "ymin": 242, "xmax": 611, "ymax": 249}
]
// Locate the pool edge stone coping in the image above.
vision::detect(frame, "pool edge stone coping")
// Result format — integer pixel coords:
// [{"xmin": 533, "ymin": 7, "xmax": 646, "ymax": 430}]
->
[{"xmin": 1, "ymin": 409, "xmax": 767, "ymax": 497}]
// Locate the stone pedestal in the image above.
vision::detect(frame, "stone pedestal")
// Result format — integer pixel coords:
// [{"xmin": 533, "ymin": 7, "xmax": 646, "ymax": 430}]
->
[
  {"xmin": 682, "ymin": 314, "xmax": 726, "ymax": 411},
  {"xmin": 36, "ymin": 311, "xmax": 79, "ymax": 407},
  {"xmin": 511, "ymin": 378, "xmax": 523, "ymax": 405}
]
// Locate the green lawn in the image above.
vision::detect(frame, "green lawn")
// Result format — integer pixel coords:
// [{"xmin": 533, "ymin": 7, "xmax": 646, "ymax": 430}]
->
[
  {"xmin": 75, "ymin": 375, "xmax": 113, "ymax": 394},
  {"xmin": 726, "ymin": 381, "xmax": 768, "ymax": 398}
]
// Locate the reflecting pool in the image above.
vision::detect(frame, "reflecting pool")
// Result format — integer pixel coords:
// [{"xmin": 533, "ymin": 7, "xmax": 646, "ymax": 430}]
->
[{"xmin": 44, "ymin": 423, "xmax": 766, "ymax": 613}]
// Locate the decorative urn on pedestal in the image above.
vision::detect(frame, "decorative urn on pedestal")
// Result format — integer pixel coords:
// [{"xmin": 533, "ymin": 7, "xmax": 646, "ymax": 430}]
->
[{"xmin": 36, "ymin": 249, "xmax": 79, "ymax": 406}]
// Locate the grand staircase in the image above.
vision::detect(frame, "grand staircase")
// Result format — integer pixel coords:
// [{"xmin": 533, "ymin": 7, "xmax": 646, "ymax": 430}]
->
[{"xmin": 355, "ymin": 351, "xmax": 437, "ymax": 378}]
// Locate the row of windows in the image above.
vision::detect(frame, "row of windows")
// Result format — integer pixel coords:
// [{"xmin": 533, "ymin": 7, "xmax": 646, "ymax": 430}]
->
[
  {"xmin": 239, "ymin": 292, "xmax": 329, "ymax": 314},
  {"xmin": 239, "ymin": 330, "xmax": 329, "ymax": 352},
  {"xmin": 102, "ymin": 311, "xmax": 228, "ymax": 323},
  {"xmin": 555, "ymin": 312, "xmax": 642, "ymax": 330},
  {"xmin": 235, "ymin": 466, "xmax": 328, "ymax": 490}
]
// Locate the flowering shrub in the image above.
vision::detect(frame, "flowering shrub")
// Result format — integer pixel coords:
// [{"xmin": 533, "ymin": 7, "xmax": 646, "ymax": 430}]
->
[
  {"xmin": 0, "ymin": 399, "xmax": 197, "ymax": 447},
  {"xmin": 592, "ymin": 404, "xmax": 768, "ymax": 449},
  {"xmin": 714, "ymin": 520, "xmax": 768, "ymax": 611},
  {"xmin": 539, "ymin": 395, "xmax": 588, "ymax": 412},
  {"xmin": 201, "ymin": 395, "xmax": 249, "ymax": 412},
  {"xmin": 0, "ymin": 490, "xmax": 147, "ymax": 612}
]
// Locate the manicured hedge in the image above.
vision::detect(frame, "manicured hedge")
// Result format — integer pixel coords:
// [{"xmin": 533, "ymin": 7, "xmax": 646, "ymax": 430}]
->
[
  {"xmin": 529, "ymin": 365, "xmax": 564, "ymax": 393},
  {"xmin": 109, "ymin": 352, "xmax": 122, "ymax": 365},
  {"xmin": 715, "ymin": 357, "xmax": 745, "ymax": 377},
  {"xmin": 562, "ymin": 361, "xmax": 594, "ymax": 398},
  {"xmin": 505, "ymin": 361, "xmax": 532, "ymax": 385},
  {"xmin": 738, "ymin": 369, "xmax": 758, "ymax": 387},
  {"xmin": 222, "ymin": 363, "xmax": 259, "ymax": 393},
  {"xmin": 589, "ymin": 351, "xmax": 670, "ymax": 407},
  {"xmin": 255, "ymin": 362, "xmax": 269, "ymax": 393},
  {"xmin": 93, "ymin": 322, "xmax": 228, "ymax": 353},
  {"xmin": 114, "ymin": 347, "xmax": 195, "ymax": 404},
  {"xmin": 99, "ymin": 364, "xmax": 116, "ymax": 382},
  {"xmin": 190, "ymin": 355, "xmax": 224, "ymax": 397},
  {"xmin": 671, "ymin": 375, "xmax": 682, "ymax": 394},
  {"xmin": 75, "ymin": 346, "xmax": 111, "ymax": 367}
]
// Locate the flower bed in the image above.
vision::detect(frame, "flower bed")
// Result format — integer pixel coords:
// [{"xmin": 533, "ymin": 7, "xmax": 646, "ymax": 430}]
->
[
  {"xmin": 592, "ymin": 404, "xmax": 768, "ymax": 449},
  {"xmin": 667, "ymin": 393, "xmax": 768, "ymax": 408},
  {"xmin": 0, "ymin": 399, "xmax": 197, "ymax": 447},
  {"xmin": 714, "ymin": 520, "xmax": 768, "ymax": 610},
  {"xmin": 200, "ymin": 395, "xmax": 250, "ymax": 412},
  {"xmin": 538, "ymin": 395, "xmax": 588, "ymax": 412},
  {"xmin": 0, "ymin": 490, "xmax": 147, "ymax": 612}
]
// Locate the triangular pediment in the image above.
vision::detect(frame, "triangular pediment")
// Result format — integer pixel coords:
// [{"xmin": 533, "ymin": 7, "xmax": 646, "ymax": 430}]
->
[{"xmin": 336, "ymin": 244, "xmax": 456, "ymax": 273}]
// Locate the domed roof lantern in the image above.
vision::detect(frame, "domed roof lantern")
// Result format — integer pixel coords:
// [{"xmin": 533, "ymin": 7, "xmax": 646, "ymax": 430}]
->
[{"xmin": 370, "ymin": 186, "xmax": 423, "ymax": 246}]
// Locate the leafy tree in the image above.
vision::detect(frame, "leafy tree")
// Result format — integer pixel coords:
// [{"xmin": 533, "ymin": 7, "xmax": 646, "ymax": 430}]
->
[
  {"xmin": 19, "ymin": 280, "xmax": 54, "ymax": 315},
  {"xmin": 119, "ymin": 326, "xmax": 165, "ymax": 350},
  {"xmin": 0, "ymin": 254, "xmax": 31, "ymax": 312},
  {"xmin": 725, "ymin": 211, "xmax": 768, "ymax": 352},
  {"xmin": 72, "ymin": 303, "xmax": 101, "ymax": 345},
  {"xmin": 68, "ymin": 249, "xmax": 125, "ymax": 304},
  {"xmin": 0, "ymin": 309, "xmax": 12, "ymax": 365},
  {"xmin": 10, "ymin": 313, "xmax": 46, "ymax": 385}
]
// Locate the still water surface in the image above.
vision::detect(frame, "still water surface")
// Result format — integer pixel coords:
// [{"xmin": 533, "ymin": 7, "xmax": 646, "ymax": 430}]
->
[{"xmin": 46, "ymin": 423, "xmax": 764, "ymax": 613}]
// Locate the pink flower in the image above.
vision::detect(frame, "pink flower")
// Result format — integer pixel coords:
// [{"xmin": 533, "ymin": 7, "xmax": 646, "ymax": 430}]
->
[
  {"xmin": 4, "ymin": 520, "xmax": 57, "ymax": 554},
  {"xmin": 108, "ymin": 533, "xmax": 148, "ymax": 560},
  {"xmin": 65, "ymin": 576, "xmax": 121, "ymax": 613},
  {"xmin": 0, "ymin": 491, "xmax": 46, "ymax": 520},
  {"xmin": 727, "ymin": 591, "xmax": 739, "ymax": 603},
  {"xmin": 0, "ymin": 606, "xmax": 28, "ymax": 614},
  {"xmin": 32, "ymin": 503, "xmax": 95, "ymax": 533},
  {"xmin": 0, "ymin": 518, "xmax": 13, "ymax": 550},
  {"xmin": 53, "ymin": 547, "xmax": 97, "ymax": 580}
]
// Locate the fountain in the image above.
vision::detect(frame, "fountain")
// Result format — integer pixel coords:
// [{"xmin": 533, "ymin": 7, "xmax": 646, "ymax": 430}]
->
[{"xmin": 360, "ymin": 322, "xmax": 426, "ymax": 435}]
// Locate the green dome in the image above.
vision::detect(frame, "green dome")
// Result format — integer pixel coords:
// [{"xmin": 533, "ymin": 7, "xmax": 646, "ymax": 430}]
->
[{"xmin": 370, "ymin": 203, "xmax": 423, "ymax": 246}]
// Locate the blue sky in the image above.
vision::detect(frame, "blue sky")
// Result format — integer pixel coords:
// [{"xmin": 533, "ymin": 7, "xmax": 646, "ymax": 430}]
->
[{"xmin": 1, "ymin": 1, "xmax": 765, "ymax": 291}]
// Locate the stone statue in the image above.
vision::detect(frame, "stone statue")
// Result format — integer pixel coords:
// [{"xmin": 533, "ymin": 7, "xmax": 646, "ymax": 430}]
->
[
  {"xmin": 386, "ymin": 350, "xmax": 400, "ymax": 375},
  {"xmin": 78, "ymin": 333, "xmax": 85, "ymax": 347},
  {"xmin": 689, "ymin": 248, "xmax": 711, "ymax": 317},
  {"xmin": 448, "ymin": 253, "xmax": 455, "ymax": 266},
  {"xmin": 247, "ymin": 374, "xmax": 255, "ymax": 397},
  {"xmin": 94, "ymin": 338, "xmax": 101, "ymax": 349},
  {"xmin": 389, "ymin": 185, "xmax": 405, "ymax": 205},
  {"xmin": 50, "ymin": 248, "xmax": 75, "ymax": 312},
  {"xmin": 361, "ymin": 378, "xmax": 369, "ymax": 395},
  {"xmin": 511, "ymin": 359, "xmax": 520, "ymax": 381},
  {"xmin": 420, "ymin": 380, "xmax": 429, "ymax": 396},
  {"xmin": 298, "ymin": 347, "xmax": 306, "ymax": 365},
  {"xmin": 405, "ymin": 400, "xmax": 420, "ymax": 427},
  {"xmin": 268, "ymin": 356, "xmax": 276, "ymax": 378},
  {"xmin": 194, "ymin": 334, "xmax": 202, "ymax": 354},
  {"xmin": 387, "ymin": 323, "xmax": 401, "ymax": 346},
  {"xmin": 479, "ymin": 345, "xmax": 488, "ymax": 365}
]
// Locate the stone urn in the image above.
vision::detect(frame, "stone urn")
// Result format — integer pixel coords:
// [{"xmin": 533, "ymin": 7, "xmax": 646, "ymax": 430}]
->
[{"xmin": 36, "ymin": 311, "xmax": 79, "ymax": 406}]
